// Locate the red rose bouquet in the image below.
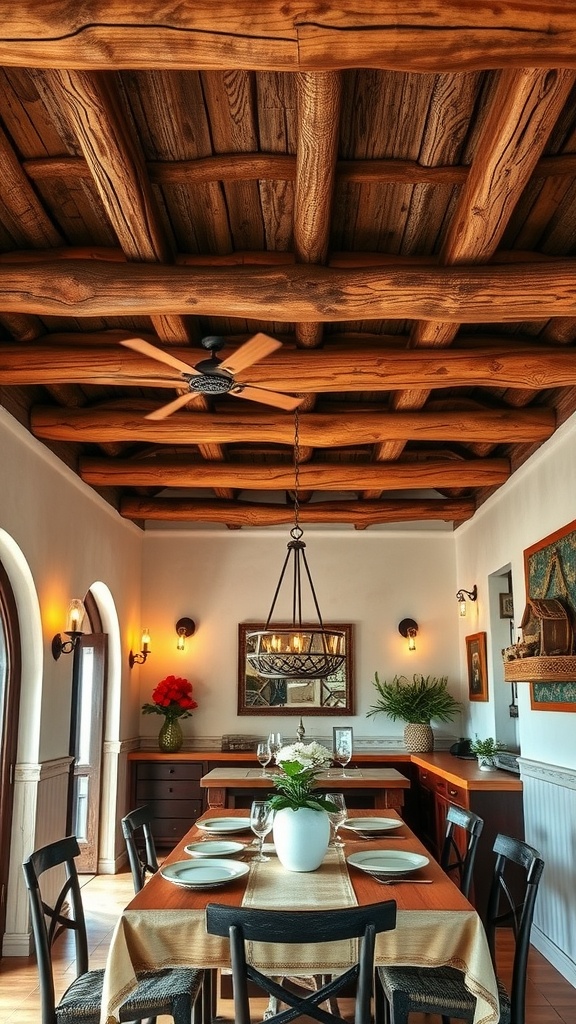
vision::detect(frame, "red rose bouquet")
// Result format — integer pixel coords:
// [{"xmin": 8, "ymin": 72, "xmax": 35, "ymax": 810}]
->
[{"xmin": 142, "ymin": 675, "xmax": 198, "ymax": 719}]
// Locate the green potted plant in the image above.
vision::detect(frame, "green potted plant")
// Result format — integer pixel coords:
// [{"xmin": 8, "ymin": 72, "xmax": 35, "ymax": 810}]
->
[
  {"xmin": 367, "ymin": 673, "xmax": 462, "ymax": 752},
  {"xmin": 470, "ymin": 736, "xmax": 504, "ymax": 771}
]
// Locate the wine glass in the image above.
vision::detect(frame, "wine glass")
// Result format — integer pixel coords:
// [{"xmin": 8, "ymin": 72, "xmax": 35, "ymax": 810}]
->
[
  {"xmin": 256, "ymin": 741, "xmax": 272, "ymax": 777},
  {"xmin": 268, "ymin": 732, "xmax": 283, "ymax": 765},
  {"xmin": 327, "ymin": 793, "xmax": 347, "ymax": 847},
  {"xmin": 334, "ymin": 742, "xmax": 352, "ymax": 777},
  {"xmin": 250, "ymin": 800, "xmax": 275, "ymax": 862}
]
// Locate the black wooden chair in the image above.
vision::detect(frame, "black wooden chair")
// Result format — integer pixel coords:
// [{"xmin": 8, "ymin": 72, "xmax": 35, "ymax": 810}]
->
[
  {"xmin": 121, "ymin": 804, "xmax": 160, "ymax": 893},
  {"xmin": 440, "ymin": 804, "xmax": 484, "ymax": 899},
  {"xmin": 206, "ymin": 900, "xmax": 397, "ymax": 1024},
  {"xmin": 22, "ymin": 835, "xmax": 204, "ymax": 1024},
  {"xmin": 375, "ymin": 833, "xmax": 544, "ymax": 1024}
]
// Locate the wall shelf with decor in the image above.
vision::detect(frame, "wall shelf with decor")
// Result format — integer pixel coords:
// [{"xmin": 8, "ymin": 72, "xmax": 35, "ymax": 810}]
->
[{"xmin": 503, "ymin": 655, "xmax": 576, "ymax": 683}]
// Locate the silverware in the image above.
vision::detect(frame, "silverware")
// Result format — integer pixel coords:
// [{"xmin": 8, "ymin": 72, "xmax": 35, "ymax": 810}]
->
[
  {"xmin": 373, "ymin": 877, "xmax": 432, "ymax": 885},
  {"xmin": 348, "ymin": 835, "xmax": 407, "ymax": 841}
]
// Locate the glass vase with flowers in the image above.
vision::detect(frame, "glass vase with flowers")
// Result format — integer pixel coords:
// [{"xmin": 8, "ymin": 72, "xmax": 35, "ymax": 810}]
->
[{"xmin": 142, "ymin": 675, "xmax": 198, "ymax": 753}]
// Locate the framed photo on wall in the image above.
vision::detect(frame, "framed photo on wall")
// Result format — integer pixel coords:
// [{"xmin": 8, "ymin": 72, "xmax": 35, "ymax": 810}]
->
[
  {"xmin": 499, "ymin": 592, "xmax": 514, "ymax": 618},
  {"xmin": 466, "ymin": 631, "xmax": 489, "ymax": 702}
]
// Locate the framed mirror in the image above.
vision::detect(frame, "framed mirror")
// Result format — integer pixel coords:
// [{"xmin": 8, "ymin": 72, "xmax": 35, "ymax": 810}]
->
[{"xmin": 237, "ymin": 622, "xmax": 354, "ymax": 716}]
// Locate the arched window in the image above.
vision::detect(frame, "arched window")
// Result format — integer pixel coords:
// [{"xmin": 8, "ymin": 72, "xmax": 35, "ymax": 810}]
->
[{"xmin": 0, "ymin": 561, "xmax": 21, "ymax": 950}]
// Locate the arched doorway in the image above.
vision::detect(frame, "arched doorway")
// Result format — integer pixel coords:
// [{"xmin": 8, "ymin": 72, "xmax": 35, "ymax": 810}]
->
[{"xmin": 0, "ymin": 561, "xmax": 21, "ymax": 951}]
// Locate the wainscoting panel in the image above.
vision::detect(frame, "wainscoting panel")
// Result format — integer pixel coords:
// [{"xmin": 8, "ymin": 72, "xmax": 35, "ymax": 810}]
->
[{"xmin": 520, "ymin": 759, "xmax": 576, "ymax": 987}]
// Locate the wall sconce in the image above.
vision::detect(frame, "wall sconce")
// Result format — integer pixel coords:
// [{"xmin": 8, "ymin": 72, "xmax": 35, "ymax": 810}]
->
[
  {"xmin": 52, "ymin": 598, "xmax": 86, "ymax": 660},
  {"xmin": 456, "ymin": 585, "xmax": 477, "ymax": 616},
  {"xmin": 129, "ymin": 627, "xmax": 151, "ymax": 668},
  {"xmin": 398, "ymin": 618, "xmax": 418, "ymax": 652},
  {"xmin": 176, "ymin": 617, "xmax": 196, "ymax": 651}
]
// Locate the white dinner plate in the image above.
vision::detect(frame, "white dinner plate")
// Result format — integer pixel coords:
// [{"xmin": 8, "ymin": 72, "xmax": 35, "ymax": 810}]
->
[
  {"xmin": 196, "ymin": 817, "xmax": 252, "ymax": 834},
  {"xmin": 184, "ymin": 840, "xmax": 245, "ymax": 858},
  {"xmin": 343, "ymin": 817, "xmax": 402, "ymax": 834},
  {"xmin": 161, "ymin": 858, "xmax": 249, "ymax": 888},
  {"xmin": 347, "ymin": 850, "xmax": 429, "ymax": 878}
]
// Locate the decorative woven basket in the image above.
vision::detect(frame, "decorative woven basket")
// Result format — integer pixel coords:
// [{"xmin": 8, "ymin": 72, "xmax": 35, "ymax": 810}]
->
[
  {"xmin": 404, "ymin": 722, "xmax": 434, "ymax": 752},
  {"xmin": 504, "ymin": 655, "xmax": 576, "ymax": 682}
]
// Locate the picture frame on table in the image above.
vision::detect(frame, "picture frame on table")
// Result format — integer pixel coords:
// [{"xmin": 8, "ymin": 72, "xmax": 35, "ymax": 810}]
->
[
  {"xmin": 332, "ymin": 726, "xmax": 353, "ymax": 758},
  {"xmin": 466, "ymin": 631, "xmax": 489, "ymax": 702}
]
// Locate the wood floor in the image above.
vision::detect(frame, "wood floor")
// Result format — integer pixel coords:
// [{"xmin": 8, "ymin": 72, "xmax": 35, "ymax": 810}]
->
[{"xmin": 0, "ymin": 867, "xmax": 574, "ymax": 1024}]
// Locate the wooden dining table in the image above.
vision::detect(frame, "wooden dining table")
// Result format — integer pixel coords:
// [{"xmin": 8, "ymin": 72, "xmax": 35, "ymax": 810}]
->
[
  {"xmin": 200, "ymin": 766, "xmax": 411, "ymax": 811},
  {"xmin": 100, "ymin": 808, "xmax": 499, "ymax": 1024}
]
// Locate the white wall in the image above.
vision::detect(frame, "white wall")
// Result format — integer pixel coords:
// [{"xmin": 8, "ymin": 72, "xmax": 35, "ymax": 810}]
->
[
  {"xmin": 455, "ymin": 412, "xmax": 576, "ymax": 769},
  {"xmin": 139, "ymin": 528, "xmax": 464, "ymax": 746}
]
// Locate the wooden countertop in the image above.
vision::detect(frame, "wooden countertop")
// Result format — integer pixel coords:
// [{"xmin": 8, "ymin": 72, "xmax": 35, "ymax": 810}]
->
[{"xmin": 128, "ymin": 749, "xmax": 522, "ymax": 790}]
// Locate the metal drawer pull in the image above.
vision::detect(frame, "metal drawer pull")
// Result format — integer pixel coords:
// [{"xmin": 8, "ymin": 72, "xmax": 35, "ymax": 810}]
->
[{"xmin": 449, "ymin": 789, "xmax": 458, "ymax": 796}]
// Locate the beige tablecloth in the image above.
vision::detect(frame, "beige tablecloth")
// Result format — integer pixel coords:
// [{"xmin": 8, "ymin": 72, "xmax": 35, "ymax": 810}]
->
[{"xmin": 100, "ymin": 849, "xmax": 499, "ymax": 1024}]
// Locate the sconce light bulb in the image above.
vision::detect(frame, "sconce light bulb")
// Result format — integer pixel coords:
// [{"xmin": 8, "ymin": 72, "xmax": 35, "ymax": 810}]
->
[
  {"xmin": 459, "ymin": 599, "xmax": 467, "ymax": 617},
  {"xmin": 176, "ymin": 629, "xmax": 186, "ymax": 651},
  {"xmin": 141, "ymin": 627, "xmax": 150, "ymax": 653},
  {"xmin": 66, "ymin": 598, "xmax": 86, "ymax": 633},
  {"xmin": 408, "ymin": 630, "xmax": 416, "ymax": 651}
]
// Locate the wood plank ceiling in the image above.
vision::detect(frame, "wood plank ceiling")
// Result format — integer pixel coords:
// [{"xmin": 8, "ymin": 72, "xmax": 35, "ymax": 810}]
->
[{"xmin": 1, "ymin": 2, "xmax": 576, "ymax": 530}]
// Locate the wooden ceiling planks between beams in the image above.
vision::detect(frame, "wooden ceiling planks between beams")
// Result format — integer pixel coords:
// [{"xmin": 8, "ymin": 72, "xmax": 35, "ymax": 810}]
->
[
  {"xmin": 29, "ymin": 407, "xmax": 556, "ymax": 446},
  {"xmin": 4, "ymin": 344, "xmax": 576, "ymax": 390},
  {"xmin": 376, "ymin": 67, "xmax": 576, "ymax": 460},
  {"xmin": 1, "ymin": 2, "xmax": 576, "ymax": 73},
  {"xmin": 118, "ymin": 497, "xmax": 477, "ymax": 528},
  {"xmin": 79, "ymin": 457, "xmax": 510, "ymax": 490},
  {"xmin": 1, "ymin": 259, "xmax": 576, "ymax": 320},
  {"xmin": 43, "ymin": 68, "xmax": 230, "ymax": 487}
]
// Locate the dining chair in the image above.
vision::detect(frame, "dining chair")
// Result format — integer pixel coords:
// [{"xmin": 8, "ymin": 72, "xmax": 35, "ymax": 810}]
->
[
  {"xmin": 206, "ymin": 900, "xmax": 397, "ymax": 1024},
  {"xmin": 121, "ymin": 803, "xmax": 160, "ymax": 893},
  {"xmin": 375, "ymin": 833, "xmax": 544, "ymax": 1024},
  {"xmin": 22, "ymin": 834, "xmax": 205, "ymax": 1024},
  {"xmin": 440, "ymin": 804, "xmax": 484, "ymax": 899}
]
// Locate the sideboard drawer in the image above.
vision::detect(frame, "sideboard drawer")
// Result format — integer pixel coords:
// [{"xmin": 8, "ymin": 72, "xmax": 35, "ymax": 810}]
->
[
  {"xmin": 136, "ymin": 762, "xmax": 203, "ymax": 782},
  {"xmin": 137, "ymin": 779, "xmax": 198, "ymax": 801}
]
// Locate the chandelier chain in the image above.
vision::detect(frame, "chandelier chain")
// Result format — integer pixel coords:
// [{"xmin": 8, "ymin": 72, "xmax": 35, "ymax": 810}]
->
[{"xmin": 293, "ymin": 408, "xmax": 300, "ymax": 536}]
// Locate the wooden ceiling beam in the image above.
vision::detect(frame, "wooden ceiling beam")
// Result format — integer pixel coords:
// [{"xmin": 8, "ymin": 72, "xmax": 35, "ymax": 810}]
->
[
  {"xmin": 118, "ymin": 497, "xmax": 476, "ymax": 527},
  {"xmin": 4, "ymin": 344, "xmax": 576, "ymax": 390},
  {"xmin": 2, "ymin": 258, "xmax": 576, "ymax": 321},
  {"xmin": 1, "ymin": 3, "xmax": 576, "ymax": 72},
  {"xmin": 79, "ymin": 457, "xmax": 509, "ymax": 489},
  {"xmin": 22, "ymin": 151, "xmax": 576, "ymax": 189},
  {"xmin": 293, "ymin": 71, "xmax": 341, "ymax": 347},
  {"xmin": 30, "ymin": 406, "xmax": 556, "ymax": 445}
]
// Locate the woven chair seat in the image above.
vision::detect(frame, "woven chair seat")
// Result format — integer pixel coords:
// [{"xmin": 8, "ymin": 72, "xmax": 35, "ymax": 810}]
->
[
  {"xmin": 57, "ymin": 966, "xmax": 203, "ymax": 1022},
  {"xmin": 377, "ymin": 964, "xmax": 511, "ymax": 1024}
]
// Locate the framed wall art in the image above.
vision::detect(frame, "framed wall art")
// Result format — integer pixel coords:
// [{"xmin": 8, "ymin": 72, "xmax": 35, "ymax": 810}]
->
[
  {"xmin": 499, "ymin": 592, "xmax": 514, "ymax": 619},
  {"xmin": 237, "ymin": 622, "xmax": 354, "ymax": 716},
  {"xmin": 466, "ymin": 631, "xmax": 489, "ymax": 702}
]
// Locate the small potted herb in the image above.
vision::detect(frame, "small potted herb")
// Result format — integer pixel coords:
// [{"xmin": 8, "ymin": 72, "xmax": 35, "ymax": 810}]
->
[{"xmin": 470, "ymin": 736, "xmax": 504, "ymax": 771}]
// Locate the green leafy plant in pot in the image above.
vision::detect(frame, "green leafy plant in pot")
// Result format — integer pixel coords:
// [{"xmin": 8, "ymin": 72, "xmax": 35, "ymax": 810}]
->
[
  {"xmin": 367, "ymin": 673, "xmax": 461, "ymax": 752},
  {"xmin": 470, "ymin": 736, "xmax": 504, "ymax": 771}
]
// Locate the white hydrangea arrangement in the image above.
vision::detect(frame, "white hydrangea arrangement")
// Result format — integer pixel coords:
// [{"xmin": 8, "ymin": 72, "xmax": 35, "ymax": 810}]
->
[{"xmin": 270, "ymin": 741, "xmax": 336, "ymax": 812}]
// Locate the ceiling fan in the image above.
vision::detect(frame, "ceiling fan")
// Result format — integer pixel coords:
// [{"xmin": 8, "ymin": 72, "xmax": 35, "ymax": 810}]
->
[{"xmin": 120, "ymin": 334, "xmax": 303, "ymax": 420}]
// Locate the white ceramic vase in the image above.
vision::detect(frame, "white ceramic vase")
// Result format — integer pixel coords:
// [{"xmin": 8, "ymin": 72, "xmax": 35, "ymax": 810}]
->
[
  {"xmin": 273, "ymin": 806, "xmax": 330, "ymax": 871},
  {"xmin": 477, "ymin": 755, "xmax": 497, "ymax": 771}
]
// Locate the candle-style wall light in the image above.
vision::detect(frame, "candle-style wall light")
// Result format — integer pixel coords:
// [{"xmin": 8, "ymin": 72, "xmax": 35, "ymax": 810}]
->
[
  {"xmin": 398, "ymin": 618, "xmax": 418, "ymax": 652},
  {"xmin": 176, "ymin": 617, "xmax": 196, "ymax": 651},
  {"xmin": 129, "ymin": 627, "xmax": 151, "ymax": 668}
]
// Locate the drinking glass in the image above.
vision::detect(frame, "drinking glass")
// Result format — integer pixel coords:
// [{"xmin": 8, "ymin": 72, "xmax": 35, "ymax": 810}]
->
[
  {"xmin": 256, "ymin": 741, "xmax": 272, "ymax": 777},
  {"xmin": 327, "ymin": 793, "xmax": 347, "ymax": 847},
  {"xmin": 250, "ymin": 800, "xmax": 275, "ymax": 862},
  {"xmin": 334, "ymin": 743, "xmax": 352, "ymax": 777},
  {"xmin": 268, "ymin": 732, "xmax": 283, "ymax": 764}
]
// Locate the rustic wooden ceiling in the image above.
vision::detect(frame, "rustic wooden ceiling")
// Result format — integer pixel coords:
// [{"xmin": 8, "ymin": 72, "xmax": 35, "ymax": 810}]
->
[{"xmin": 1, "ymin": 4, "xmax": 576, "ymax": 530}]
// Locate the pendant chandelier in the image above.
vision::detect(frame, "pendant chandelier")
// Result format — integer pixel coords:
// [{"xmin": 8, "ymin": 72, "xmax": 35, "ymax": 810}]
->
[{"xmin": 246, "ymin": 410, "xmax": 346, "ymax": 681}]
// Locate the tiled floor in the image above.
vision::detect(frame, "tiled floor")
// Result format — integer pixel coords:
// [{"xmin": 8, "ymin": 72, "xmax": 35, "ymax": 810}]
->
[{"xmin": 0, "ymin": 867, "xmax": 574, "ymax": 1023}]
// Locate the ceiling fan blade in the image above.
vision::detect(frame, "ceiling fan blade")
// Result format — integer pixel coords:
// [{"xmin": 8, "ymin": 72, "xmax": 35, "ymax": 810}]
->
[
  {"xmin": 145, "ymin": 391, "xmax": 202, "ymax": 420},
  {"xmin": 232, "ymin": 384, "xmax": 304, "ymax": 411},
  {"xmin": 120, "ymin": 337, "xmax": 200, "ymax": 377},
  {"xmin": 219, "ymin": 333, "xmax": 282, "ymax": 375}
]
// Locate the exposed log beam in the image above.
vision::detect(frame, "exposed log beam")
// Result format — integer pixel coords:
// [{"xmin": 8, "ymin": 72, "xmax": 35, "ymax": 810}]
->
[
  {"xmin": 1, "ymin": 259, "xmax": 576, "ymax": 321},
  {"xmin": 5, "ymin": 343, "xmax": 576, "ymax": 391},
  {"xmin": 1, "ymin": 3, "xmax": 576, "ymax": 72},
  {"xmin": 21, "ymin": 152, "xmax": 576, "ymax": 189},
  {"xmin": 118, "ymin": 497, "xmax": 476, "ymax": 527},
  {"xmin": 79, "ymin": 457, "xmax": 509, "ymax": 489},
  {"xmin": 30, "ymin": 406, "xmax": 556, "ymax": 446}
]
